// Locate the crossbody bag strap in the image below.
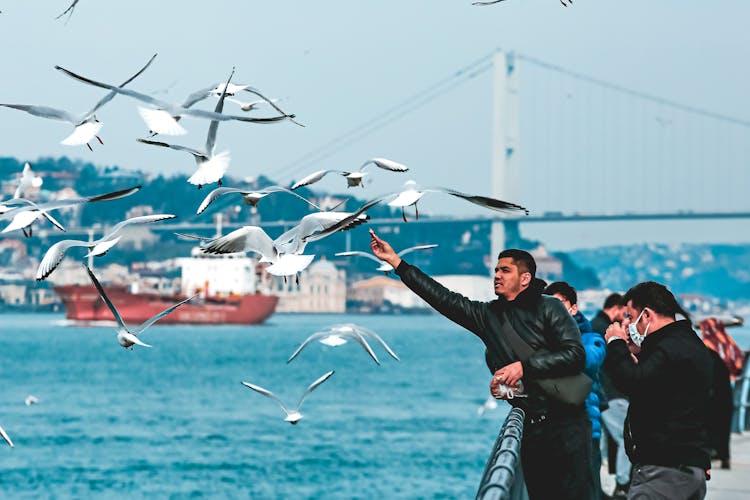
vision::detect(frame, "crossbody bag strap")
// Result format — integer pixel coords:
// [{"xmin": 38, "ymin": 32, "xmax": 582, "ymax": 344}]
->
[{"xmin": 490, "ymin": 309, "xmax": 536, "ymax": 361}]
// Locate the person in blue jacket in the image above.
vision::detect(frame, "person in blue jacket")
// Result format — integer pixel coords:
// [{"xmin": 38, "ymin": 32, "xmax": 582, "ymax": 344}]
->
[{"xmin": 544, "ymin": 281, "xmax": 607, "ymax": 500}]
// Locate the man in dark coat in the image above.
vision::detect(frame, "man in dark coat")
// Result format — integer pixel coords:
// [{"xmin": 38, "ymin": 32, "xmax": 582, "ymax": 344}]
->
[
  {"xmin": 604, "ymin": 281, "xmax": 713, "ymax": 499},
  {"xmin": 370, "ymin": 230, "xmax": 593, "ymax": 500},
  {"xmin": 592, "ymin": 293, "xmax": 632, "ymax": 498}
]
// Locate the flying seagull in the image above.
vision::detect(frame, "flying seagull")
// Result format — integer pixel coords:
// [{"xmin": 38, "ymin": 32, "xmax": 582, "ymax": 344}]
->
[
  {"xmin": 241, "ymin": 370, "xmax": 334, "ymax": 425},
  {"xmin": 14, "ymin": 163, "xmax": 43, "ymax": 199},
  {"xmin": 0, "ymin": 54, "xmax": 156, "ymax": 150},
  {"xmin": 186, "ymin": 226, "xmax": 315, "ymax": 278},
  {"xmin": 196, "ymin": 185, "xmax": 322, "ymax": 215},
  {"xmin": 290, "ymin": 158, "xmax": 408, "ymax": 190},
  {"xmin": 85, "ymin": 266, "xmax": 196, "ymax": 349},
  {"xmin": 37, "ymin": 214, "xmax": 176, "ymax": 281},
  {"xmin": 0, "ymin": 185, "xmax": 141, "ymax": 237},
  {"xmin": 473, "ymin": 0, "xmax": 571, "ymax": 5},
  {"xmin": 287, "ymin": 323, "xmax": 399, "ymax": 365},
  {"xmin": 0, "ymin": 424, "xmax": 13, "ymax": 448},
  {"xmin": 182, "ymin": 82, "xmax": 302, "ymax": 128},
  {"xmin": 136, "ymin": 67, "xmax": 237, "ymax": 188},
  {"xmin": 56, "ymin": 0, "xmax": 80, "ymax": 22},
  {"xmin": 25, "ymin": 395, "xmax": 40, "ymax": 406},
  {"xmin": 386, "ymin": 180, "xmax": 528, "ymax": 221},
  {"xmin": 54, "ymin": 65, "xmax": 295, "ymax": 137},
  {"xmin": 336, "ymin": 243, "xmax": 438, "ymax": 274}
]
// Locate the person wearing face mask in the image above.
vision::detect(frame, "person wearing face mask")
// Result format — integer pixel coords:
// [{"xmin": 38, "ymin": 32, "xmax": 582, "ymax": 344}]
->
[{"xmin": 604, "ymin": 281, "xmax": 713, "ymax": 500}]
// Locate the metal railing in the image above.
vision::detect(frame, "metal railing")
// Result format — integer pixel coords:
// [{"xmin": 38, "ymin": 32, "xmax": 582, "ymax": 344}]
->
[
  {"xmin": 475, "ymin": 407, "xmax": 527, "ymax": 500},
  {"xmin": 733, "ymin": 351, "xmax": 750, "ymax": 433}
]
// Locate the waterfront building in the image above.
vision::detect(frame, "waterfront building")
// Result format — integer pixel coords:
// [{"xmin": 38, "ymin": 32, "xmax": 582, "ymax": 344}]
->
[{"xmin": 275, "ymin": 258, "xmax": 346, "ymax": 313}]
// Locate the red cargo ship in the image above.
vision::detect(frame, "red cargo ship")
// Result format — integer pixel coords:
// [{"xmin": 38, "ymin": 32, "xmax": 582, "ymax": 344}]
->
[
  {"xmin": 54, "ymin": 245, "xmax": 279, "ymax": 325},
  {"xmin": 54, "ymin": 284, "xmax": 278, "ymax": 325}
]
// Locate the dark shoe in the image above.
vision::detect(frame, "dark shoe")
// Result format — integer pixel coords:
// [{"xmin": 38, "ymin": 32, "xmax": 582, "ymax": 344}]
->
[
  {"xmin": 721, "ymin": 459, "xmax": 731, "ymax": 470},
  {"xmin": 612, "ymin": 483, "xmax": 629, "ymax": 499}
]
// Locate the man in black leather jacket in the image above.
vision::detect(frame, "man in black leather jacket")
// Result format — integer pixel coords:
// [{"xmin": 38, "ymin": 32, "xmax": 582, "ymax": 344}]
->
[
  {"xmin": 604, "ymin": 281, "xmax": 712, "ymax": 499},
  {"xmin": 370, "ymin": 230, "xmax": 593, "ymax": 500}
]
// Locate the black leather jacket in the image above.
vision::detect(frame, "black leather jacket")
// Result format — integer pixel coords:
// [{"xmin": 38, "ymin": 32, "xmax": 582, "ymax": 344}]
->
[{"xmin": 395, "ymin": 261, "xmax": 585, "ymax": 415}]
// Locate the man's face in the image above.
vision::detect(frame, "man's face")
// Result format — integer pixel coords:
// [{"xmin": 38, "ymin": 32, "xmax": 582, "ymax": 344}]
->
[
  {"xmin": 612, "ymin": 305, "xmax": 626, "ymax": 322},
  {"xmin": 494, "ymin": 257, "xmax": 530, "ymax": 299},
  {"xmin": 623, "ymin": 300, "xmax": 642, "ymax": 331},
  {"xmin": 552, "ymin": 293, "xmax": 578, "ymax": 317}
]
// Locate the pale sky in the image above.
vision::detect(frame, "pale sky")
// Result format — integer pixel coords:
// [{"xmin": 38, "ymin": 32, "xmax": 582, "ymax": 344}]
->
[{"xmin": 1, "ymin": 0, "xmax": 749, "ymax": 250}]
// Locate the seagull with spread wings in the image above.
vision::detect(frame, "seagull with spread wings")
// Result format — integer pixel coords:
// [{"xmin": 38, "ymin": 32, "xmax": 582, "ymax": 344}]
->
[
  {"xmin": 291, "ymin": 158, "xmax": 408, "ymax": 190},
  {"xmin": 195, "ymin": 185, "xmax": 322, "ymax": 215},
  {"xmin": 85, "ymin": 266, "xmax": 196, "ymax": 350},
  {"xmin": 287, "ymin": 323, "xmax": 399, "ymax": 365},
  {"xmin": 241, "ymin": 370, "xmax": 334, "ymax": 425},
  {"xmin": 37, "ymin": 214, "xmax": 176, "ymax": 281},
  {"xmin": 136, "ymin": 68, "xmax": 237, "ymax": 189},
  {"xmin": 336, "ymin": 243, "xmax": 437, "ymax": 274},
  {"xmin": 0, "ymin": 54, "xmax": 156, "ymax": 150},
  {"xmin": 0, "ymin": 185, "xmax": 141, "ymax": 237},
  {"xmin": 386, "ymin": 179, "xmax": 528, "ymax": 221},
  {"xmin": 54, "ymin": 64, "xmax": 295, "ymax": 137}
]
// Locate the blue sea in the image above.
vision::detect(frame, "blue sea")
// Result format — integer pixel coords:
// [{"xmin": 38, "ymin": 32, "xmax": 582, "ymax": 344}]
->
[
  {"xmin": 0, "ymin": 313, "xmax": 513, "ymax": 499},
  {"xmin": 2, "ymin": 313, "xmax": 748, "ymax": 499}
]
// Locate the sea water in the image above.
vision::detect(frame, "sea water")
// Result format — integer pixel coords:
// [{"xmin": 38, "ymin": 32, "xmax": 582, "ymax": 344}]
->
[
  {"xmin": 2, "ymin": 313, "xmax": 747, "ymax": 499},
  {"xmin": 0, "ymin": 313, "xmax": 509, "ymax": 499}
]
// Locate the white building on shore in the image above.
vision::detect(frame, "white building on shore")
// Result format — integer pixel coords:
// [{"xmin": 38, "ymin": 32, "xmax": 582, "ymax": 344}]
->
[{"xmin": 275, "ymin": 258, "xmax": 347, "ymax": 313}]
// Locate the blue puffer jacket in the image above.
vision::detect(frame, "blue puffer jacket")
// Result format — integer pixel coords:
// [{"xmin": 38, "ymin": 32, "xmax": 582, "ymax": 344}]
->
[{"xmin": 574, "ymin": 311, "xmax": 606, "ymax": 439}]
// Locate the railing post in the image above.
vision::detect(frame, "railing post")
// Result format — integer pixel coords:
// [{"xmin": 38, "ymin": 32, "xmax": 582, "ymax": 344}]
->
[
  {"xmin": 733, "ymin": 351, "xmax": 750, "ymax": 433},
  {"xmin": 476, "ymin": 407, "xmax": 527, "ymax": 500}
]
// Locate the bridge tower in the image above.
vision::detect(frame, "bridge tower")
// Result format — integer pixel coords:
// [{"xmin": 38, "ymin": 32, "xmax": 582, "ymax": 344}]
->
[{"xmin": 490, "ymin": 50, "xmax": 522, "ymax": 263}]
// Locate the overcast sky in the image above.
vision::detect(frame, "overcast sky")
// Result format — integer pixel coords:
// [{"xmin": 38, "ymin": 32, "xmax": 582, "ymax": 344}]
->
[{"xmin": 1, "ymin": 0, "xmax": 748, "ymax": 250}]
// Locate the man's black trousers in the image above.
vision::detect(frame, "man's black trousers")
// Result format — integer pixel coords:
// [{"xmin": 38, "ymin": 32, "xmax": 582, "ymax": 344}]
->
[{"xmin": 521, "ymin": 408, "xmax": 594, "ymax": 500}]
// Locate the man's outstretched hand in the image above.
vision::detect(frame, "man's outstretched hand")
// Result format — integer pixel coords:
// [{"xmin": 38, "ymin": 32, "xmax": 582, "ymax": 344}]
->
[{"xmin": 369, "ymin": 229, "xmax": 402, "ymax": 269}]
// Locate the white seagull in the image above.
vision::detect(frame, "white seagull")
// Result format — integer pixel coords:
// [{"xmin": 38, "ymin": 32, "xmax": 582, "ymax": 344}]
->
[
  {"xmin": 55, "ymin": 65, "xmax": 295, "ymax": 137},
  {"xmin": 36, "ymin": 214, "xmax": 176, "ymax": 281},
  {"xmin": 241, "ymin": 370, "xmax": 334, "ymax": 425},
  {"xmin": 336, "ymin": 243, "xmax": 438, "ymax": 274},
  {"xmin": 225, "ymin": 96, "xmax": 279, "ymax": 112},
  {"xmin": 291, "ymin": 158, "xmax": 409, "ymax": 190},
  {"xmin": 274, "ymin": 195, "xmax": 385, "ymax": 256},
  {"xmin": 0, "ymin": 424, "xmax": 13, "ymax": 448},
  {"xmin": 0, "ymin": 54, "xmax": 156, "ymax": 150},
  {"xmin": 85, "ymin": 266, "xmax": 196, "ymax": 349},
  {"xmin": 25, "ymin": 395, "xmax": 40, "ymax": 406},
  {"xmin": 287, "ymin": 324, "xmax": 399, "ymax": 365},
  {"xmin": 386, "ymin": 180, "xmax": 528, "ymax": 221},
  {"xmin": 137, "ymin": 68, "xmax": 236, "ymax": 188},
  {"xmin": 196, "ymin": 185, "xmax": 321, "ymax": 215},
  {"xmin": 189, "ymin": 226, "xmax": 315, "ymax": 278},
  {"xmin": 14, "ymin": 163, "xmax": 43, "ymax": 199},
  {"xmin": 477, "ymin": 396, "xmax": 499, "ymax": 417},
  {"xmin": 0, "ymin": 185, "xmax": 141, "ymax": 237},
  {"xmin": 1, "ymin": 163, "xmax": 44, "ymax": 215}
]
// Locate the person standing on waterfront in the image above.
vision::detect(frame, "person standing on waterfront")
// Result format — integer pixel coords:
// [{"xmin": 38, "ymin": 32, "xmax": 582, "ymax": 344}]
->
[
  {"xmin": 544, "ymin": 281, "xmax": 607, "ymax": 500},
  {"xmin": 369, "ymin": 230, "xmax": 593, "ymax": 500},
  {"xmin": 604, "ymin": 281, "xmax": 713, "ymax": 500},
  {"xmin": 592, "ymin": 293, "xmax": 632, "ymax": 499}
]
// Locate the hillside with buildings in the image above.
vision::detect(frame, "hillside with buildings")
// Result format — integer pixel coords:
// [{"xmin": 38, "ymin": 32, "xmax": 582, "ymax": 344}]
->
[{"xmin": 0, "ymin": 157, "xmax": 747, "ymax": 317}]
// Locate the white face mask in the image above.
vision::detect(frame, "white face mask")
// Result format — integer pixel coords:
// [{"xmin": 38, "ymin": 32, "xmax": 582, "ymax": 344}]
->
[{"xmin": 628, "ymin": 308, "xmax": 651, "ymax": 347}]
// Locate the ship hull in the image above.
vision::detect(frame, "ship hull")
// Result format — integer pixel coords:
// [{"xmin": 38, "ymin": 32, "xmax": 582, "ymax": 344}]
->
[{"xmin": 54, "ymin": 285, "xmax": 278, "ymax": 325}]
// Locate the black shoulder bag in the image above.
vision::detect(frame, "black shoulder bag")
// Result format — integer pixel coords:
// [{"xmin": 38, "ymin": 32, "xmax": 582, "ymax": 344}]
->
[{"xmin": 493, "ymin": 313, "xmax": 592, "ymax": 406}]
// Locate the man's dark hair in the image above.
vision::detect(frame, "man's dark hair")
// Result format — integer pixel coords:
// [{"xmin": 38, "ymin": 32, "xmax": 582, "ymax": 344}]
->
[
  {"xmin": 543, "ymin": 281, "xmax": 577, "ymax": 305},
  {"xmin": 603, "ymin": 293, "xmax": 625, "ymax": 310},
  {"xmin": 497, "ymin": 249, "xmax": 536, "ymax": 278},
  {"xmin": 623, "ymin": 281, "xmax": 691, "ymax": 322}
]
